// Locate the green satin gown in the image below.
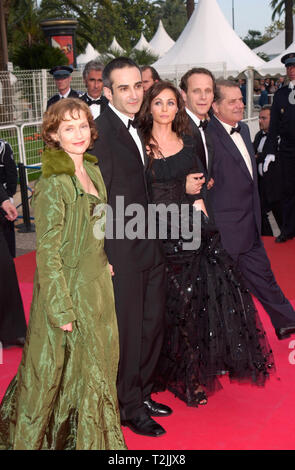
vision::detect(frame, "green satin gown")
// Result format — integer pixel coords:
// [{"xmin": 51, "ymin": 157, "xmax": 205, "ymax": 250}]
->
[{"xmin": 0, "ymin": 149, "xmax": 126, "ymax": 450}]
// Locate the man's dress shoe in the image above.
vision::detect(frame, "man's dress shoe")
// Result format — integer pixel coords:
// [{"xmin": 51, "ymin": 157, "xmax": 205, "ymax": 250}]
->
[
  {"xmin": 143, "ymin": 398, "xmax": 173, "ymax": 417},
  {"xmin": 121, "ymin": 413, "xmax": 166, "ymax": 437},
  {"xmin": 275, "ymin": 233, "xmax": 294, "ymax": 243},
  {"xmin": 276, "ymin": 325, "xmax": 295, "ymax": 340}
]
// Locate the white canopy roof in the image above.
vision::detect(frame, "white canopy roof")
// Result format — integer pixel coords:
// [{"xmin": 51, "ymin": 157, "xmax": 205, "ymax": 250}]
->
[
  {"xmin": 148, "ymin": 20, "xmax": 175, "ymax": 58},
  {"xmin": 254, "ymin": 16, "xmax": 295, "ymax": 59},
  {"xmin": 109, "ymin": 36, "xmax": 125, "ymax": 54},
  {"xmin": 257, "ymin": 40, "xmax": 295, "ymax": 76},
  {"xmin": 133, "ymin": 33, "xmax": 156, "ymax": 54},
  {"xmin": 77, "ymin": 43, "xmax": 100, "ymax": 65},
  {"xmin": 153, "ymin": 0, "xmax": 265, "ymax": 78}
]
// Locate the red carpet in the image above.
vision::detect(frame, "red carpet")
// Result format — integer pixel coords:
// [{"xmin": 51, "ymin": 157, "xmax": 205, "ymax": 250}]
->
[{"xmin": 1, "ymin": 238, "xmax": 295, "ymax": 450}]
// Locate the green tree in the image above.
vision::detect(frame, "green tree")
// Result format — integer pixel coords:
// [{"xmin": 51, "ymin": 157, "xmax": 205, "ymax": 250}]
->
[
  {"xmin": 12, "ymin": 41, "xmax": 68, "ymax": 69},
  {"xmin": 154, "ymin": 0, "xmax": 187, "ymax": 41},
  {"xmin": 243, "ymin": 29, "xmax": 265, "ymax": 49},
  {"xmin": 270, "ymin": 0, "xmax": 295, "ymax": 47}
]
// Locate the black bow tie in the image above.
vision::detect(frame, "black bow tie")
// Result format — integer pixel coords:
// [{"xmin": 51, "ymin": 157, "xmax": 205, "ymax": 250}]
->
[
  {"xmin": 198, "ymin": 119, "xmax": 208, "ymax": 130},
  {"xmin": 230, "ymin": 124, "xmax": 241, "ymax": 135},
  {"xmin": 87, "ymin": 97, "xmax": 102, "ymax": 106},
  {"xmin": 127, "ymin": 119, "xmax": 137, "ymax": 130}
]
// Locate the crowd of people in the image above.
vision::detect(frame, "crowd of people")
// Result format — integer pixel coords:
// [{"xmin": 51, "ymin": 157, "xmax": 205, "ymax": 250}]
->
[{"xmin": 0, "ymin": 51, "xmax": 295, "ymax": 450}]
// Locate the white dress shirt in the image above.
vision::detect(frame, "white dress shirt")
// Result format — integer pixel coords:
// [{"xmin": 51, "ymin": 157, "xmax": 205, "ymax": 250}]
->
[
  {"xmin": 59, "ymin": 88, "xmax": 72, "ymax": 99},
  {"xmin": 185, "ymin": 107, "xmax": 209, "ymax": 168},
  {"xmin": 86, "ymin": 94, "xmax": 102, "ymax": 120},
  {"xmin": 216, "ymin": 117, "xmax": 253, "ymax": 178},
  {"xmin": 108, "ymin": 103, "xmax": 145, "ymax": 164}
]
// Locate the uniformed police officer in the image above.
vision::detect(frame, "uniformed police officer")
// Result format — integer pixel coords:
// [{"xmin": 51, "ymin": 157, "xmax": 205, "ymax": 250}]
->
[
  {"xmin": 0, "ymin": 140, "xmax": 18, "ymax": 258},
  {"xmin": 264, "ymin": 52, "xmax": 295, "ymax": 243},
  {"xmin": 46, "ymin": 65, "xmax": 81, "ymax": 110}
]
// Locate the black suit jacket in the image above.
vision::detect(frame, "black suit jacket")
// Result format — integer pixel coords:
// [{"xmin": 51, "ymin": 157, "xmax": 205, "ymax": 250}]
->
[
  {"xmin": 208, "ymin": 116, "xmax": 261, "ymax": 257},
  {"xmin": 187, "ymin": 115, "xmax": 214, "ymax": 180},
  {"xmin": 91, "ymin": 106, "xmax": 163, "ymax": 271},
  {"xmin": 46, "ymin": 89, "xmax": 81, "ymax": 110}
]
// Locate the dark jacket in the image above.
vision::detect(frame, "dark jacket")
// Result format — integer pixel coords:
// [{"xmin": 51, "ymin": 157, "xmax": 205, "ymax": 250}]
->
[
  {"xmin": 91, "ymin": 105, "xmax": 163, "ymax": 272},
  {"xmin": 0, "ymin": 140, "xmax": 17, "ymax": 197},
  {"xmin": 208, "ymin": 116, "xmax": 261, "ymax": 257}
]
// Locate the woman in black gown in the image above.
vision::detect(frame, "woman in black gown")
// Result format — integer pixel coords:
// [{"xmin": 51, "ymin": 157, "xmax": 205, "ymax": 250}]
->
[
  {"xmin": 138, "ymin": 81, "xmax": 274, "ymax": 407},
  {"xmin": 0, "ymin": 186, "xmax": 27, "ymax": 348}
]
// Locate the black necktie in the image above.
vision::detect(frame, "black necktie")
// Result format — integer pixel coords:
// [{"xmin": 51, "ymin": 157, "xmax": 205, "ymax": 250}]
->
[
  {"xmin": 198, "ymin": 119, "xmax": 208, "ymax": 130},
  {"xmin": 127, "ymin": 119, "xmax": 137, "ymax": 130},
  {"xmin": 230, "ymin": 124, "xmax": 241, "ymax": 135},
  {"xmin": 87, "ymin": 97, "xmax": 102, "ymax": 106}
]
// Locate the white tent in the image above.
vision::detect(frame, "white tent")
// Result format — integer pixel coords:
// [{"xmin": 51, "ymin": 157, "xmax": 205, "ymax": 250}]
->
[
  {"xmin": 77, "ymin": 43, "xmax": 100, "ymax": 66},
  {"xmin": 257, "ymin": 40, "xmax": 295, "ymax": 76},
  {"xmin": 109, "ymin": 36, "xmax": 125, "ymax": 54},
  {"xmin": 254, "ymin": 16, "xmax": 295, "ymax": 60},
  {"xmin": 133, "ymin": 33, "xmax": 156, "ymax": 54},
  {"xmin": 152, "ymin": 0, "xmax": 265, "ymax": 78},
  {"xmin": 148, "ymin": 20, "xmax": 175, "ymax": 58}
]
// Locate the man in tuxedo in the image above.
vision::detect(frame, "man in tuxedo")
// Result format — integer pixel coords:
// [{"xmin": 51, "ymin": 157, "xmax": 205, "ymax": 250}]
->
[
  {"xmin": 253, "ymin": 105, "xmax": 282, "ymax": 236},
  {"xmin": 80, "ymin": 60, "xmax": 108, "ymax": 120},
  {"xmin": 207, "ymin": 79, "xmax": 295, "ymax": 340},
  {"xmin": 179, "ymin": 67, "xmax": 215, "ymax": 203},
  {"xmin": 46, "ymin": 66, "xmax": 81, "ymax": 109},
  {"xmin": 141, "ymin": 66, "xmax": 161, "ymax": 93},
  {"xmin": 92, "ymin": 57, "xmax": 171, "ymax": 437}
]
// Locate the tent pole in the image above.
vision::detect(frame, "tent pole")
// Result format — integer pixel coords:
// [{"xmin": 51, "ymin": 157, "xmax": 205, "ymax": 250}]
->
[{"xmin": 245, "ymin": 67, "xmax": 254, "ymax": 119}]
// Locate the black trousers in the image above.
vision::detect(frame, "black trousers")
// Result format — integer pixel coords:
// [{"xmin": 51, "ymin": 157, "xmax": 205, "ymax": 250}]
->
[
  {"xmin": 112, "ymin": 262, "xmax": 166, "ymax": 420},
  {"xmin": 232, "ymin": 236, "xmax": 295, "ymax": 329}
]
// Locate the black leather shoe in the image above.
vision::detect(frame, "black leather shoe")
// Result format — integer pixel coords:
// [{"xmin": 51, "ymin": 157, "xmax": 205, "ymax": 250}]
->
[
  {"xmin": 144, "ymin": 398, "xmax": 173, "ymax": 417},
  {"xmin": 275, "ymin": 233, "xmax": 294, "ymax": 243},
  {"xmin": 121, "ymin": 413, "xmax": 166, "ymax": 437},
  {"xmin": 276, "ymin": 325, "xmax": 295, "ymax": 340}
]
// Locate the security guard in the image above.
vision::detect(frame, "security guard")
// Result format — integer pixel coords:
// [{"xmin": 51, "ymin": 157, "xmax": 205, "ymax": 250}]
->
[
  {"xmin": 47, "ymin": 65, "xmax": 81, "ymax": 110},
  {"xmin": 264, "ymin": 52, "xmax": 295, "ymax": 243},
  {"xmin": 0, "ymin": 139, "xmax": 18, "ymax": 257}
]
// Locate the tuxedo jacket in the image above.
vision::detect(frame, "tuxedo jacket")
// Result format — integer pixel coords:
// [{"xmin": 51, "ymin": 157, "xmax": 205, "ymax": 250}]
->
[
  {"xmin": 187, "ymin": 115, "xmax": 214, "ymax": 180},
  {"xmin": 92, "ymin": 106, "xmax": 163, "ymax": 272},
  {"xmin": 46, "ymin": 89, "xmax": 81, "ymax": 110},
  {"xmin": 207, "ymin": 116, "xmax": 261, "ymax": 256}
]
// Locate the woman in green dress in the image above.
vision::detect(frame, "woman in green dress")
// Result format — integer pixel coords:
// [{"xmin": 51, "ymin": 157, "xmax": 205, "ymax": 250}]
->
[{"xmin": 0, "ymin": 98, "xmax": 126, "ymax": 450}]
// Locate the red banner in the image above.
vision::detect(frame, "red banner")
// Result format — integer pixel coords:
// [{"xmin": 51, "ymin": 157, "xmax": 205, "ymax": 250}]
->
[{"xmin": 51, "ymin": 36, "xmax": 74, "ymax": 65}]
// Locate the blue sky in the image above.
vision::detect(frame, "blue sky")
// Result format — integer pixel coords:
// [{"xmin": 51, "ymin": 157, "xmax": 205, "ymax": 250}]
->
[{"xmin": 217, "ymin": 0, "xmax": 275, "ymax": 38}]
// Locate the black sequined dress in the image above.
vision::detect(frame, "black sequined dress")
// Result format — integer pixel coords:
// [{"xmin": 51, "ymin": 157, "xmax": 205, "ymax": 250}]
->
[{"xmin": 147, "ymin": 136, "xmax": 274, "ymax": 406}]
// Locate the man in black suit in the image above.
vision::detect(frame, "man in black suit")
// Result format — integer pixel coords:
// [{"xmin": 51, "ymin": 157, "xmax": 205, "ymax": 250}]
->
[
  {"xmin": 264, "ymin": 52, "xmax": 295, "ymax": 243},
  {"xmin": 80, "ymin": 60, "xmax": 108, "ymax": 120},
  {"xmin": 46, "ymin": 65, "xmax": 81, "ymax": 109},
  {"xmin": 179, "ymin": 68, "xmax": 215, "ymax": 203},
  {"xmin": 253, "ymin": 105, "xmax": 282, "ymax": 236},
  {"xmin": 207, "ymin": 79, "xmax": 295, "ymax": 340},
  {"xmin": 92, "ymin": 58, "xmax": 171, "ymax": 437},
  {"xmin": 0, "ymin": 139, "xmax": 18, "ymax": 257}
]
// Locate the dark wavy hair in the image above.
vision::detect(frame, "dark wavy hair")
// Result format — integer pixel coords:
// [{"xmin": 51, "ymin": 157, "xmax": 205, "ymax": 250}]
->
[
  {"xmin": 137, "ymin": 80, "xmax": 189, "ymax": 161},
  {"xmin": 42, "ymin": 98, "xmax": 98, "ymax": 149}
]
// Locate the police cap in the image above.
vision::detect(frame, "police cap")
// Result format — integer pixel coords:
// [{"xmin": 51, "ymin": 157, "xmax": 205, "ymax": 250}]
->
[
  {"xmin": 281, "ymin": 52, "xmax": 295, "ymax": 67},
  {"xmin": 49, "ymin": 65, "xmax": 73, "ymax": 79}
]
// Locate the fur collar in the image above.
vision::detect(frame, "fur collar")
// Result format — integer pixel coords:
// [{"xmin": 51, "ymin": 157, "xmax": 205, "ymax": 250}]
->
[{"xmin": 41, "ymin": 148, "xmax": 97, "ymax": 178}]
